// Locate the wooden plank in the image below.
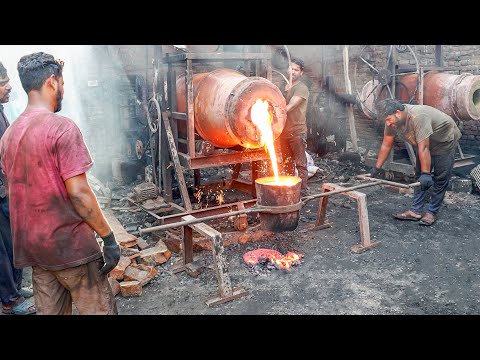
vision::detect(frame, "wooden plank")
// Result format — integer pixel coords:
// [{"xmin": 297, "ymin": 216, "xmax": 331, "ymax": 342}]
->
[
  {"xmin": 205, "ymin": 287, "xmax": 248, "ymax": 307},
  {"xmin": 343, "ymin": 45, "xmax": 358, "ymax": 151},
  {"xmin": 182, "ymin": 215, "xmax": 222, "ymax": 239},
  {"xmin": 356, "ymin": 193, "xmax": 371, "ymax": 247},
  {"xmin": 163, "ymin": 52, "xmax": 271, "ymax": 62},
  {"xmin": 182, "ymin": 215, "xmax": 233, "ymax": 298},
  {"xmin": 103, "ymin": 209, "xmax": 138, "ymax": 248},
  {"xmin": 182, "ymin": 225, "xmax": 194, "ymax": 264},
  {"xmin": 418, "ymin": 67, "xmax": 424, "ymax": 105},
  {"xmin": 186, "ymin": 60, "xmax": 196, "ymax": 160},
  {"xmin": 435, "ymin": 45, "xmax": 443, "ymax": 67},
  {"xmin": 162, "ymin": 65, "xmax": 174, "ymax": 202},
  {"xmin": 154, "ymin": 45, "xmax": 164, "ymax": 195},
  {"xmin": 162, "ymin": 110, "xmax": 192, "ymax": 212},
  {"xmin": 168, "ymin": 111, "xmax": 187, "ymax": 121},
  {"xmin": 315, "ymin": 187, "xmax": 330, "ymax": 227}
]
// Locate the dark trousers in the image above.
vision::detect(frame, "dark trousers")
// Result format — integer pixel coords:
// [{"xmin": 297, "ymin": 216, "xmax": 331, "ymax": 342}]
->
[
  {"xmin": 0, "ymin": 196, "xmax": 22, "ymax": 306},
  {"xmin": 411, "ymin": 149, "xmax": 455, "ymax": 216},
  {"xmin": 279, "ymin": 134, "xmax": 308, "ymax": 191}
]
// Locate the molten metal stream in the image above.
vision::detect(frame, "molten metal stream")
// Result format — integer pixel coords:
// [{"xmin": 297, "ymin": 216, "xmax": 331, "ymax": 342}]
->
[{"xmin": 251, "ymin": 99, "xmax": 280, "ymax": 182}]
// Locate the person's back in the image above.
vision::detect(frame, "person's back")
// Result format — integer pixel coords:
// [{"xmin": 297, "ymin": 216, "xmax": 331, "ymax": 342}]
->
[
  {"xmin": 0, "ymin": 108, "xmax": 101, "ymax": 270},
  {"xmin": 406, "ymin": 104, "xmax": 461, "ymax": 155},
  {"xmin": 0, "ymin": 51, "xmax": 119, "ymax": 315},
  {"xmin": 389, "ymin": 104, "xmax": 461, "ymax": 155}
]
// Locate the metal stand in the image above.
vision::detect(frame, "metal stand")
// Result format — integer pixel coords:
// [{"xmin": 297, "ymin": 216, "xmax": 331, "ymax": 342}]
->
[
  {"xmin": 161, "ymin": 48, "xmax": 274, "ymax": 200},
  {"xmin": 315, "ymin": 182, "xmax": 381, "ymax": 253},
  {"xmin": 170, "ymin": 215, "xmax": 248, "ymax": 306}
]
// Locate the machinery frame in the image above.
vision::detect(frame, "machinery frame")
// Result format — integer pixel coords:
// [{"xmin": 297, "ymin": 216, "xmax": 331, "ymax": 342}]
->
[{"xmin": 355, "ymin": 45, "xmax": 475, "ymax": 179}]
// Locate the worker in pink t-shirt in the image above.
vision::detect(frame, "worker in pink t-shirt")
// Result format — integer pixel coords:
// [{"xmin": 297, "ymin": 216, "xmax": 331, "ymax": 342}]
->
[{"xmin": 0, "ymin": 52, "xmax": 120, "ymax": 315}]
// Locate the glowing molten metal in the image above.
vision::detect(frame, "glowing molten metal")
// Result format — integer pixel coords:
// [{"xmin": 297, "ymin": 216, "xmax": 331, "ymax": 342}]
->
[
  {"xmin": 251, "ymin": 99, "xmax": 280, "ymax": 182},
  {"xmin": 243, "ymin": 248, "xmax": 304, "ymax": 271}
]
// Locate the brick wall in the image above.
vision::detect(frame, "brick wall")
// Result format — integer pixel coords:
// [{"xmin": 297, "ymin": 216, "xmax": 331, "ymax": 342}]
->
[
  {"xmin": 316, "ymin": 45, "xmax": 480, "ymax": 156},
  {"xmin": 82, "ymin": 45, "xmax": 480, "ymax": 178}
]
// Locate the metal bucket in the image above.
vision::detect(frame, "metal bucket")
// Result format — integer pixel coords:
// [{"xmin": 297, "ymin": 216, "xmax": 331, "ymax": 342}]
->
[{"xmin": 255, "ymin": 176, "xmax": 302, "ymax": 232}]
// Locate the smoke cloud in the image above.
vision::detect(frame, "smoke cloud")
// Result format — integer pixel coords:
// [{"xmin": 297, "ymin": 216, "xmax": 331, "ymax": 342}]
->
[{"xmin": 0, "ymin": 45, "xmax": 142, "ymax": 182}]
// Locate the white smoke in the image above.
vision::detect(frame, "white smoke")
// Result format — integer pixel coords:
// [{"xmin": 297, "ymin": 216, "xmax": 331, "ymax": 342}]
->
[
  {"xmin": 0, "ymin": 45, "xmax": 88, "ymax": 125},
  {"xmin": 0, "ymin": 45, "xmax": 142, "ymax": 181}
]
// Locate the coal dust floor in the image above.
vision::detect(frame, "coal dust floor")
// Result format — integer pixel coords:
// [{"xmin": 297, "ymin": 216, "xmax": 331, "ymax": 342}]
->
[{"xmin": 116, "ymin": 184, "xmax": 480, "ymax": 315}]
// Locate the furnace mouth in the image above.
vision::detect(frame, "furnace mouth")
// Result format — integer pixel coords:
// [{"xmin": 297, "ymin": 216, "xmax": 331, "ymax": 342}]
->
[{"xmin": 472, "ymin": 88, "xmax": 480, "ymax": 112}]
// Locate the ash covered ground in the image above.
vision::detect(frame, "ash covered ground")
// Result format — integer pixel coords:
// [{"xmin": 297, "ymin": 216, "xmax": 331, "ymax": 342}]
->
[
  {"xmin": 15, "ymin": 151, "xmax": 480, "ymax": 316},
  {"xmin": 113, "ymin": 152, "xmax": 480, "ymax": 315}
]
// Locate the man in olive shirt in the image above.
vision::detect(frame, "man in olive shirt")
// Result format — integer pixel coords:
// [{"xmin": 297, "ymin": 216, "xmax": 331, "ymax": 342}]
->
[
  {"xmin": 370, "ymin": 99, "xmax": 462, "ymax": 226},
  {"xmin": 279, "ymin": 57, "xmax": 310, "ymax": 196}
]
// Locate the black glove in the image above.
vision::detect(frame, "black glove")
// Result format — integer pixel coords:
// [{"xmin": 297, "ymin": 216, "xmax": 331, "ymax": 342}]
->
[
  {"xmin": 99, "ymin": 231, "xmax": 121, "ymax": 275},
  {"xmin": 418, "ymin": 173, "xmax": 434, "ymax": 191},
  {"xmin": 369, "ymin": 166, "xmax": 385, "ymax": 179}
]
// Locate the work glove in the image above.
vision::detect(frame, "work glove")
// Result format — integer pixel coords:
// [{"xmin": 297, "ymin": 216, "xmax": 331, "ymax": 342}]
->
[
  {"xmin": 99, "ymin": 231, "xmax": 121, "ymax": 275},
  {"xmin": 369, "ymin": 166, "xmax": 385, "ymax": 179},
  {"xmin": 418, "ymin": 173, "xmax": 434, "ymax": 191}
]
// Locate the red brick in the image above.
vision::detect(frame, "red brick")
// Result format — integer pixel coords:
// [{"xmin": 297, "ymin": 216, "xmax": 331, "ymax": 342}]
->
[
  {"xmin": 108, "ymin": 277, "xmax": 121, "ymax": 296},
  {"xmin": 109, "ymin": 256, "xmax": 132, "ymax": 281},
  {"xmin": 120, "ymin": 281, "xmax": 142, "ymax": 297}
]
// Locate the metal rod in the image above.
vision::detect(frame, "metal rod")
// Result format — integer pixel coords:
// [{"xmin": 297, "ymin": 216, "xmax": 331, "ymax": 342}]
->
[
  {"xmin": 139, "ymin": 207, "xmax": 256, "ymax": 234},
  {"xmin": 355, "ymin": 174, "xmax": 421, "ymax": 189},
  {"xmin": 126, "ymin": 197, "xmax": 162, "ymax": 220},
  {"xmin": 301, "ymin": 180, "xmax": 385, "ymax": 204},
  {"xmin": 139, "ymin": 180, "xmax": 390, "ymax": 234}
]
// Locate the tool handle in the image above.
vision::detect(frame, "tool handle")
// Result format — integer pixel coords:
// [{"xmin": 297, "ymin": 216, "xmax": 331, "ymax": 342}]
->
[{"xmin": 356, "ymin": 174, "xmax": 420, "ymax": 188}]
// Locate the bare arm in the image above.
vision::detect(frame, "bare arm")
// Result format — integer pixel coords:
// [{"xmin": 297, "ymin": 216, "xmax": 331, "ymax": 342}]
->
[
  {"xmin": 417, "ymin": 137, "xmax": 431, "ymax": 173},
  {"xmin": 375, "ymin": 134, "xmax": 396, "ymax": 168},
  {"xmin": 65, "ymin": 173, "xmax": 111, "ymax": 237},
  {"xmin": 286, "ymin": 95, "xmax": 305, "ymax": 113}
]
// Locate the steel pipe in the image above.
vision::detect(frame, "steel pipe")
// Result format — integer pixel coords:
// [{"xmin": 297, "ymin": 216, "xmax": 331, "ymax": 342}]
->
[{"xmin": 138, "ymin": 179, "xmax": 404, "ymax": 234}]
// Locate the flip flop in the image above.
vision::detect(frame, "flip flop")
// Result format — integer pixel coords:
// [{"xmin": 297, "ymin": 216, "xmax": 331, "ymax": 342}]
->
[
  {"xmin": 419, "ymin": 212, "xmax": 436, "ymax": 226},
  {"xmin": 2, "ymin": 297, "xmax": 36, "ymax": 315},
  {"xmin": 392, "ymin": 210, "xmax": 422, "ymax": 221}
]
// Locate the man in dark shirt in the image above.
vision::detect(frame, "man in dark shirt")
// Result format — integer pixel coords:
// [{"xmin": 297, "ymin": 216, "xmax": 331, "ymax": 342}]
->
[
  {"xmin": 0, "ymin": 61, "xmax": 36, "ymax": 315},
  {"xmin": 0, "ymin": 52, "xmax": 120, "ymax": 314},
  {"xmin": 370, "ymin": 99, "xmax": 462, "ymax": 226},
  {"xmin": 279, "ymin": 57, "xmax": 310, "ymax": 196}
]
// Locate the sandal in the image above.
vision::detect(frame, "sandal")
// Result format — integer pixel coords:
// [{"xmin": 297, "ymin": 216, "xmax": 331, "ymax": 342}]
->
[
  {"xmin": 2, "ymin": 296, "xmax": 36, "ymax": 315},
  {"xmin": 392, "ymin": 210, "xmax": 422, "ymax": 221},
  {"xmin": 419, "ymin": 211, "xmax": 436, "ymax": 226}
]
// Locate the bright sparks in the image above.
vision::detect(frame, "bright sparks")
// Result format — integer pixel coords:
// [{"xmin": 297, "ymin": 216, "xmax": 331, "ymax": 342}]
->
[{"xmin": 251, "ymin": 99, "xmax": 280, "ymax": 182}]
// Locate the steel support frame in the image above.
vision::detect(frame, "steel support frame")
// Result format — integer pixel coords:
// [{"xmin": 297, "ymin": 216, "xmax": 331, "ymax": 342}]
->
[{"xmin": 161, "ymin": 49, "xmax": 273, "ymax": 200}]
